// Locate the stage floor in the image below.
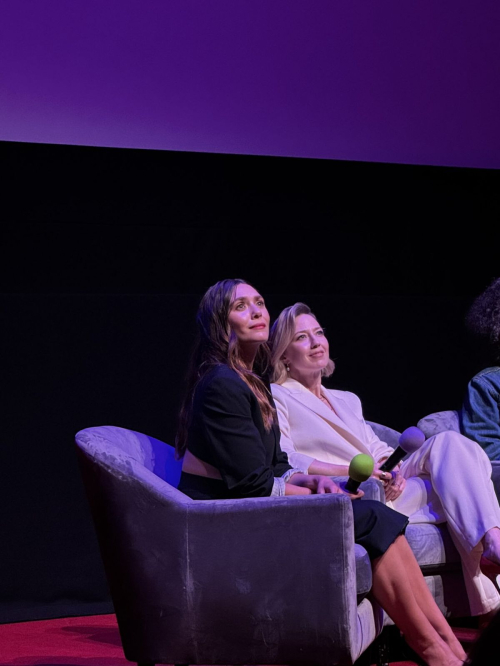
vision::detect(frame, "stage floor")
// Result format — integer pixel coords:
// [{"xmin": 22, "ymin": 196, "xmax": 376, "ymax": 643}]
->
[{"xmin": 0, "ymin": 613, "xmax": 481, "ymax": 666}]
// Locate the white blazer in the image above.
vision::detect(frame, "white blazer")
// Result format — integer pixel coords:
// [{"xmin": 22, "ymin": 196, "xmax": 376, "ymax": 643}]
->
[{"xmin": 271, "ymin": 378, "xmax": 394, "ymax": 471}]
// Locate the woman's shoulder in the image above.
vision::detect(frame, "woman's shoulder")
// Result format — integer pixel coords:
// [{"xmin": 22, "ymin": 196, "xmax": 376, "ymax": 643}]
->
[
  {"xmin": 270, "ymin": 380, "xmax": 299, "ymax": 401},
  {"xmin": 205, "ymin": 363, "xmax": 237, "ymax": 379},
  {"xmin": 325, "ymin": 386, "xmax": 359, "ymax": 398},
  {"xmin": 469, "ymin": 367, "xmax": 500, "ymax": 394},
  {"xmin": 270, "ymin": 381, "xmax": 287, "ymax": 396},
  {"xmin": 324, "ymin": 387, "xmax": 363, "ymax": 408},
  {"xmin": 471, "ymin": 366, "xmax": 500, "ymax": 382},
  {"xmin": 199, "ymin": 364, "xmax": 252, "ymax": 396},
  {"xmin": 271, "ymin": 380, "xmax": 360, "ymax": 401}
]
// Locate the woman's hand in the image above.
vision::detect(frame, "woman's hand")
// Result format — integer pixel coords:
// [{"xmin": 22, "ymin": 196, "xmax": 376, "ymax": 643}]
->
[
  {"xmin": 288, "ymin": 473, "xmax": 364, "ymax": 499},
  {"xmin": 383, "ymin": 469, "xmax": 406, "ymax": 501},
  {"xmin": 373, "ymin": 463, "xmax": 406, "ymax": 501},
  {"xmin": 315, "ymin": 475, "xmax": 364, "ymax": 499},
  {"xmin": 372, "ymin": 462, "xmax": 391, "ymax": 483}
]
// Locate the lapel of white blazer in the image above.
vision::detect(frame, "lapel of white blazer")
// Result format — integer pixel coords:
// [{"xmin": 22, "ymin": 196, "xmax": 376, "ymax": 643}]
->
[{"xmin": 281, "ymin": 378, "xmax": 371, "ymax": 455}]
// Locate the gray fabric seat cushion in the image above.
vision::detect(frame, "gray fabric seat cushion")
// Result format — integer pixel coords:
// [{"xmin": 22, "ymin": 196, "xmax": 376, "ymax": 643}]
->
[
  {"xmin": 355, "ymin": 544, "xmax": 372, "ymax": 601},
  {"xmin": 405, "ymin": 522, "xmax": 461, "ymax": 569},
  {"xmin": 366, "ymin": 421, "xmax": 400, "ymax": 450}
]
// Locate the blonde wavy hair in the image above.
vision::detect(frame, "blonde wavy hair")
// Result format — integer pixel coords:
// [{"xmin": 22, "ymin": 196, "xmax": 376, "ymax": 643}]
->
[{"xmin": 269, "ymin": 302, "xmax": 335, "ymax": 384}]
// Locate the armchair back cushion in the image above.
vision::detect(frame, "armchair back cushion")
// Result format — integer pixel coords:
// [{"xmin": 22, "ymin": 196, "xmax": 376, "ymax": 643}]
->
[{"xmin": 417, "ymin": 410, "xmax": 461, "ymax": 439}]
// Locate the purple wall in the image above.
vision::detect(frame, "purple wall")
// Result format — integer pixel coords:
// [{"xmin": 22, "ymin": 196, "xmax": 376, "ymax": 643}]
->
[{"xmin": 2, "ymin": 1, "xmax": 499, "ymax": 167}]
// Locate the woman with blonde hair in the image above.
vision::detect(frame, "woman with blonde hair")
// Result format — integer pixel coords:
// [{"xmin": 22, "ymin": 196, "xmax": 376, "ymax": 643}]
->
[
  {"xmin": 269, "ymin": 301, "xmax": 500, "ymax": 622},
  {"xmin": 175, "ymin": 278, "xmax": 466, "ymax": 665}
]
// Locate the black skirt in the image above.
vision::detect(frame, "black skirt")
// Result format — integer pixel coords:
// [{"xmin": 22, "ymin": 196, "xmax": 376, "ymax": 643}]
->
[{"xmin": 351, "ymin": 499, "xmax": 408, "ymax": 559}]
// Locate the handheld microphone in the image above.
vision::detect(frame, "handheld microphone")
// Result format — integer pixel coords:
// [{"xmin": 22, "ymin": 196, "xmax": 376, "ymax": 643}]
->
[
  {"xmin": 379, "ymin": 426, "xmax": 425, "ymax": 472},
  {"xmin": 345, "ymin": 454, "xmax": 375, "ymax": 493}
]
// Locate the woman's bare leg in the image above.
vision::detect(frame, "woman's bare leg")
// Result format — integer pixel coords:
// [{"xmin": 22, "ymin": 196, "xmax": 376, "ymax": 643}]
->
[
  {"xmin": 371, "ymin": 536, "xmax": 465, "ymax": 665},
  {"xmin": 393, "ymin": 536, "xmax": 467, "ymax": 660}
]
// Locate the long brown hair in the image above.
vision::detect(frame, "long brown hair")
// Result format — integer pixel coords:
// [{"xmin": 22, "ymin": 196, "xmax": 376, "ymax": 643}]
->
[{"xmin": 175, "ymin": 278, "xmax": 275, "ymax": 458}]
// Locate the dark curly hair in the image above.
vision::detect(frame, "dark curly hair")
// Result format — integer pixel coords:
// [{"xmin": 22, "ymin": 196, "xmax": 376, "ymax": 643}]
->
[{"xmin": 465, "ymin": 277, "xmax": 500, "ymax": 362}]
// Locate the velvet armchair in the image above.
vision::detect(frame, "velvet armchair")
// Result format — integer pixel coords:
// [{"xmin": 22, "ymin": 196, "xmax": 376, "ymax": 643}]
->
[{"xmin": 75, "ymin": 425, "xmax": 385, "ymax": 666}]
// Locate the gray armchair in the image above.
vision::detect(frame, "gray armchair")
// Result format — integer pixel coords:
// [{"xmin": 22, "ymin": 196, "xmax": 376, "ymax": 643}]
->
[{"xmin": 75, "ymin": 425, "xmax": 385, "ymax": 666}]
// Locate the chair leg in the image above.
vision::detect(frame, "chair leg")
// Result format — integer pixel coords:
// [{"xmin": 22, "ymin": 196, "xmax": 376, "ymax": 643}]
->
[{"xmin": 362, "ymin": 625, "xmax": 401, "ymax": 666}]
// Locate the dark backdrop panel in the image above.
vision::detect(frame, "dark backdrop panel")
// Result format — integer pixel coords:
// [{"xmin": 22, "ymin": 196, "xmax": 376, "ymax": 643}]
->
[
  {"xmin": 1, "ymin": 141, "xmax": 500, "ymax": 623},
  {"xmin": 2, "ymin": 140, "xmax": 500, "ymax": 222}
]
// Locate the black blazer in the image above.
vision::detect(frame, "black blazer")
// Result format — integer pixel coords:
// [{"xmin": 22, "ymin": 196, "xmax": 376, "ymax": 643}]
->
[{"xmin": 178, "ymin": 364, "xmax": 292, "ymax": 499}]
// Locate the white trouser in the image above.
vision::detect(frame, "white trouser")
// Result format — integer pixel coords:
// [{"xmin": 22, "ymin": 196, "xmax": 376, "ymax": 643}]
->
[{"xmin": 388, "ymin": 430, "xmax": 500, "ymax": 615}]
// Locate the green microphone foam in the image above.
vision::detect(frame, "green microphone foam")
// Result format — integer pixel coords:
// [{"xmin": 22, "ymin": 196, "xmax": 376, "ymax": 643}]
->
[{"xmin": 348, "ymin": 453, "xmax": 374, "ymax": 482}]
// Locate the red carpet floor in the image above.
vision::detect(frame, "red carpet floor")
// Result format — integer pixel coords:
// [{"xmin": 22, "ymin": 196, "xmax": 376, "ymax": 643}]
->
[
  {"xmin": 0, "ymin": 614, "xmax": 481, "ymax": 666},
  {"xmin": 0, "ymin": 614, "xmax": 128, "ymax": 666}
]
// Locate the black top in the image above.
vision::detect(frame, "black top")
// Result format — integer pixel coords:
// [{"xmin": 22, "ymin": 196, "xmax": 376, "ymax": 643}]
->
[{"xmin": 178, "ymin": 364, "xmax": 292, "ymax": 499}]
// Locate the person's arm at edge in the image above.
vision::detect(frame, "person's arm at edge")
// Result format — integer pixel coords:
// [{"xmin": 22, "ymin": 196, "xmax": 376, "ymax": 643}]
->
[{"xmin": 461, "ymin": 374, "xmax": 500, "ymax": 460}]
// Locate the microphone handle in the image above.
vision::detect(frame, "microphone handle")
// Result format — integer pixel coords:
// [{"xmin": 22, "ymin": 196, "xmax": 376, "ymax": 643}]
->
[
  {"xmin": 345, "ymin": 477, "xmax": 361, "ymax": 493},
  {"xmin": 379, "ymin": 446, "xmax": 405, "ymax": 472}
]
